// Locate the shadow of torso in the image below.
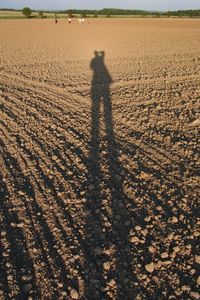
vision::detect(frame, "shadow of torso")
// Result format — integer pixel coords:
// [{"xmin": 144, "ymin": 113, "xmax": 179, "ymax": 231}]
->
[{"xmin": 90, "ymin": 51, "xmax": 113, "ymax": 101}]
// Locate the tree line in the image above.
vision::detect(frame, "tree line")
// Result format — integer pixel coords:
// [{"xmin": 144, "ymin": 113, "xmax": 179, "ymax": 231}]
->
[
  {"xmin": 164, "ymin": 10, "xmax": 200, "ymax": 17},
  {"xmin": 63, "ymin": 8, "xmax": 150, "ymax": 16},
  {"xmin": 56, "ymin": 8, "xmax": 200, "ymax": 17},
  {"xmin": 1, "ymin": 7, "xmax": 200, "ymax": 18}
]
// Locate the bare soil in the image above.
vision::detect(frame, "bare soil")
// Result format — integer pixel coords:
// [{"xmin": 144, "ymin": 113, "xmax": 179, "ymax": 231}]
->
[{"xmin": 0, "ymin": 18, "xmax": 200, "ymax": 300}]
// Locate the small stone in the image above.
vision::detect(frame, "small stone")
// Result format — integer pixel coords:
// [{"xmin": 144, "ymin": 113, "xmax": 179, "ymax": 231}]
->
[
  {"xmin": 135, "ymin": 225, "xmax": 142, "ymax": 231},
  {"xmin": 144, "ymin": 216, "xmax": 151, "ymax": 222},
  {"xmin": 145, "ymin": 262, "xmax": 154, "ymax": 273},
  {"xmin": 130, "ymin": 236, "xmax": 140, "ymax": 244},
  {"xmin": 103, "ymin": 262, "xmax": 111, "ymax": 271},
  {"xmin": 194, "ymin": 231, "xmax": 200, "ymax": 237},
  {"xmin": 141, "ymin": 229, "xmax": 148, "ymax": 236},
  {"xmin": 181, "ymin": 285, "xmax": 191, "ymax": 293},
  {"xmin": 153, "ymin": 276, "xmax": 159, "ymax": 283},
  {"xmin": 108, "ymin": 279, "xmax": 116, "ymax": 288},
  {"xmin": 32, "ymin": 248, "xmax": 37, "ymax": 254},
  {"xmin": 22, "ymin": 275, "xmax": 33, "ymax": 282},
  {"xmin": 161, "ymin": 252, "xmax": 168, "ymax": 259},
  {"xmin": 155, "ymin": 261, "xmax": 162, "ymax": 269},
  {"xmin": 6, "ymin": 263, "xmax": 11, "ymax": 268},
  {"xmin": 19, "ymin": 191, "xmax": 25, "ymax": 196},
  {"xmin": 17, "ymin": 223, "xmax": 24, "ymax": 228},
  {"xmin": 148, "ymin": 246, "xmax": 156, "ymax": 253},
  {"xmin": 197, "ymin": 276, "xmax": 200, "ymax": 285},
  {"xmin": 173, "ymin": 246, "xmax": 181, "ymax": 253},
  {"xmin": 175, "ymin": 290, "xmax": 182, "ymax": 296},
  {"xmin": 70, "ymin": 289, "xmax": 79, "ymax": 300},
  {"xmin": 171, "ymin": 217, "xmax": 178, "ymax": 224},
  {"xmin": 191, "ymin": 119, "xmax": 200, "ymax": 126},
  {"xmin": 162, "ymin": 260, "xmax": 172, "ymax": 266},
  {"xmin": 7, "ymin": 275, "xmax": 13, "ymax": 281},
  {"xmin": 140, "ymin": 172, "xmax": 151, "ymax": 180},
  {"xmin": 156, "ymin": 206, "xmax": 162, "ymax": 211},
  {"xmin": 167, "ymin": 233, "xmax": 174, "ymax": 240},
  {"xmin": 57, "ymin": 282, "xmax": 63, "ymax": 288},
  {"xmin": 190, "ymin": 291, "xmax": 200, "ymax": 300}
]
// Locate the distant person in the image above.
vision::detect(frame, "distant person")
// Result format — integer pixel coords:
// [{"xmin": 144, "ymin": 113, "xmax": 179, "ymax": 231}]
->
[
  {"xmin": 55, "ymin": 18, "xmax": 58, "ymax": 24},
  {"xmin": 79, "ymin": 18, "xmax": 82, "ymax": 24},
  {"xmin": 68, "ymin": 18, "xmax": 72, "ymax": 24},
  {"xmin": 81, "ymin": 18, "xmax": 85, "ymax": 24}
]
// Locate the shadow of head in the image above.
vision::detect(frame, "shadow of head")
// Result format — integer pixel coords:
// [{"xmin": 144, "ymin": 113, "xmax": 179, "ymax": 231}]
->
[{"xmin": 94, "ymin": 50, "xmax": 105, "ymax": 57}]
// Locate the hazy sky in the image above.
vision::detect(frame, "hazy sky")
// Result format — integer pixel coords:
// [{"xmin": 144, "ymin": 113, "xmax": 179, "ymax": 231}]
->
[{"xmin": 0, "ymin": 0, "xmax": 200, "ymax": 11}]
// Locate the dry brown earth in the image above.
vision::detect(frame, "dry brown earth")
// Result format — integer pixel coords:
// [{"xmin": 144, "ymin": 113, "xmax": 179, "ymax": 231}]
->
[{"xmin": 0, "ymin": 18, "xmax": 200, "ymax": 299}]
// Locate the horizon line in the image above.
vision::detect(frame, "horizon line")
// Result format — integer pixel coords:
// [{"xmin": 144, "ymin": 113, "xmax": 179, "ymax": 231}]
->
[{"xmin": 1, "ymin": 7, "xmax": 200, "ymax": 12}]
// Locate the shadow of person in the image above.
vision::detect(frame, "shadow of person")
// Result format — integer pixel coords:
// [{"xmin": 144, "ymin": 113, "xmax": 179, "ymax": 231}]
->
[
  {"xmin": 90, "ymin": 51, "xmax": 113, "ymax": 173},
  {"xmin": 91, "ymin": 51, "xmax": 113, "ymax": 96},
  {"xmin": 83, "ymin": 51, "xmax": 136, "ymax": 299}
]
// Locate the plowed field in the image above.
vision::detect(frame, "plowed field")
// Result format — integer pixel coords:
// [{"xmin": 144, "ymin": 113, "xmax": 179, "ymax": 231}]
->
[{"xmin": 0, "ymin": 18, "xmax": 200, "ymax": 300}]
